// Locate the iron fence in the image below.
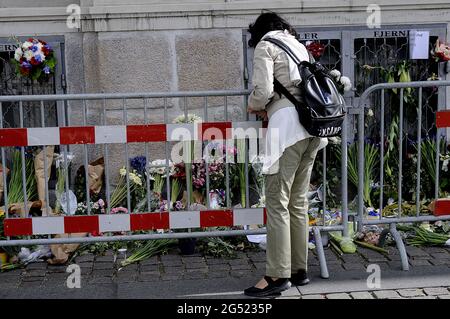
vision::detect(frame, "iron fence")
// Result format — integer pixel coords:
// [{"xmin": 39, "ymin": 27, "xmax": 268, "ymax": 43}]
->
[{"xmin": 356, "ymin": 80, "xmax": 450, "ymax": 271}]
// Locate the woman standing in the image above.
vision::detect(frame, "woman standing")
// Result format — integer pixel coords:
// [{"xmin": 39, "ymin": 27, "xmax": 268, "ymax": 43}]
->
[{"xmin": 244, "ymin": 12, "xmax": 328, "ymax": 297}]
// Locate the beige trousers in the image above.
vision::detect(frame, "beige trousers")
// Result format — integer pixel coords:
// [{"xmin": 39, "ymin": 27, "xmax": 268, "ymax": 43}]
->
[{"xmin": 265, "ymin": 137, "xmax": 321, "ymax": 278}]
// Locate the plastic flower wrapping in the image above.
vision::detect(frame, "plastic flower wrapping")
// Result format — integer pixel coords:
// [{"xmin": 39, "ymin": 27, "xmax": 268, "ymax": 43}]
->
[
  {"xmin": 12, "ymin": 38, "xmax": 56, "ymax": 81},
  {"xmin": 308, "ymin": 208, "xmax": 342, "ymax": 226}
]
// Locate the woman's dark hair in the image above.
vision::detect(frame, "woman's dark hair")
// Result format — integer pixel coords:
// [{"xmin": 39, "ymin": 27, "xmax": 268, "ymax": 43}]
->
[{"xmin": 247, "ymin": 12, "xmax": 298, "ymax": 48}]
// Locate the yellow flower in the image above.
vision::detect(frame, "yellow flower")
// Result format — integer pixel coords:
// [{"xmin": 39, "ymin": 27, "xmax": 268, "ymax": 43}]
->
[{"xmin": 129, "ymin": 173, "xmax": 142, "ymax": 186}]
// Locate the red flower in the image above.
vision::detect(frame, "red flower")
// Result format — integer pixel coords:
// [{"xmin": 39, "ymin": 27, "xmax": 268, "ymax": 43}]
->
[
  {"xmin": 19, "ymin": 66, "xmax": 30, "ymax": 76},
  {"xmin": 30, "ymin": 57, "xmax": 40, "ymax": 66},
  {"xmin": 306, "ymin": 41, "xmax": 326, "ymax": 59},
  {"xmin": 90, "ymin": 231, "xmax": 103, "ymax": 237}
]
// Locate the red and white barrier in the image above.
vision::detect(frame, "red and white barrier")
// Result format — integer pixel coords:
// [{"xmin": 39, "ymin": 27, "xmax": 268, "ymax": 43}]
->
[
  {"xmin": 0, "ymin": 121, "xmax": 266, "ymax": 146},
  {"xmin": 3, "ymin": 208, "xmax": 267, "ymax": 237}
]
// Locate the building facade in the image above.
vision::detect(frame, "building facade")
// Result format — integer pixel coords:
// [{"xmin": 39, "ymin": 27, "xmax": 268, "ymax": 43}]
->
[{"xmin": 1, "ymin": 0, "xmax": 450, "ymax": 172}]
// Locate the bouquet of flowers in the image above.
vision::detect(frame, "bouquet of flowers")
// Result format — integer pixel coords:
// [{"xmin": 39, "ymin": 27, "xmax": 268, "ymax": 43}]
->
[
  {"xmin": 209, "ymin": 189, "xmax": 226, "ymax": 208},
  {"xmin": 148, "ymin": 159, "xmax": 174, "ymax": 195},
  {"xmin": 75, "ymin": 199, "xmax": 106, "ymax": 215},
  {"xmin": 54, "ymin": 152, "xmax": 76, "ymax": 215},
  {"xmin": 305, "ymin": 41, "xmax": 326, "ymax": 59},
  {"xmin": 328, "ymin": 69, "xmax": 352, "ymax": 94},
  {"xmin": 431, "ymin": 39, "xmax": 450, "ymax": 62},
  {"xmin": 250, "ymin": 155, "xmax": 265, "ymax": 197},
  {"xmin": 8, "ymin": 149, "xmax": 37, "ymax": 207},
  {"xmin": 12, "ymin": 38, "xmax": 56, "ymax": 81},
  {"xmin": 172, "ymin": 114, "xmax": 202, "ymax": 204},
  {"xmin": 130, "ymin": 156, "xmax": 147, "ymax": 175},
  {"xmin": 109, "ymin": 167, "xmax": 144, "ymax": 209}
]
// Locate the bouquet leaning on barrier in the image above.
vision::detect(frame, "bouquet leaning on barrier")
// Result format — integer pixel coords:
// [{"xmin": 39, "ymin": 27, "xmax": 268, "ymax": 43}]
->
[{"xmin": 7, "ymin": 149, "xmax": 39, "ymax": 217}]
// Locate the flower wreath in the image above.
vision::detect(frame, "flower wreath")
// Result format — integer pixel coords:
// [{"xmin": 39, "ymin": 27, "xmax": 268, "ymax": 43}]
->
[{"xmin": 12, "ymin": 38, "xmax": 57, "ymax": 81}]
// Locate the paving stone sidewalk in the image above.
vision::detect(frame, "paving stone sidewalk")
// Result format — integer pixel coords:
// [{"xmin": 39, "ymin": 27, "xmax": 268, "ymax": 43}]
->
[{"xmin": 1, "ymin": 245, "xmax": 450, "ymax": 299}]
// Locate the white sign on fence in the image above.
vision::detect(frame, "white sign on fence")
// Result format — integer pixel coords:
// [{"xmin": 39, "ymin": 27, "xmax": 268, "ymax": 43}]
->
[{"xmin": 409, "ymin": 30, "xmax": 430, "ymax": 60}]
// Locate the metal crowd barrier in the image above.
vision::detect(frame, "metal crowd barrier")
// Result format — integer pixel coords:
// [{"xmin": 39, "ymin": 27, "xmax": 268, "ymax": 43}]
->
[
  {"xmin": 3, "ymin": 82, "xmax": 449, "ymax": 278},
  {"xmin": 0, "ymin": 90, "xmax": 351, "ymax": 279},
  {"xmin": 356, "ymin": 80, "xmax": 450, "ymax": 271}
]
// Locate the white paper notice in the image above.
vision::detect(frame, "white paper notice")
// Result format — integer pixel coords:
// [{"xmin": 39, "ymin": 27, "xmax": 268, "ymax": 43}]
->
[{"xmin": 409, "ymin": 30, "xmax": 429, "ymax": 60}]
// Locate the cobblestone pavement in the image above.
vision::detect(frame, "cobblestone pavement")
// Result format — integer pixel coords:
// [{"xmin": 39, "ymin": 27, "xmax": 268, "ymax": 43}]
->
[{"xmin": 1, "ymin": 245, "xmax": 450, "ymax": 299}]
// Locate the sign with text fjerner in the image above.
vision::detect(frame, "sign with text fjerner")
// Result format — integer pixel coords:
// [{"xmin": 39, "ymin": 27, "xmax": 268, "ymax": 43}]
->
[
  {"xmin": 0, "ymin": 43, "xmax": 19, "ymax": 52},
  {"xmin": 409, "ymin": 30, "xmax": 430, "ymax": 60}
]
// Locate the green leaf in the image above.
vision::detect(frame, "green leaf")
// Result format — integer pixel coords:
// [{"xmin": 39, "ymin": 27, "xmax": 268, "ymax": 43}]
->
[{"xmin": 45, "ymin": 57, "xmax": 57, "ymax": 69}]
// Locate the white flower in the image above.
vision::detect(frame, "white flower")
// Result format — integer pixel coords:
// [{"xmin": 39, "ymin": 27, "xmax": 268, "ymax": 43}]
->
[
  {"xmin": 173, "ymin": 114, "xmax": 202, "ymax": 124},
  {"xmin": 55, "ymin": 153, "xmax": 75, "ymax": 168},
  {"xmin": 367, "ymin": 109, "xmax": 374, "ymax": 117},
  {"xmin": 129, "ymin": 172, "xmax": 142, "ymax": 186},
  {"xmin": 119, "ymin": 167, "xmax": 127, "ymax": 177},
  {"xmin": 329, "ymin": 69, "xmax": 341, "ymax": 81},
  {"xmin": 340, "ymin": 76, "xmax": 352, "ymax": 92},
  {"xmin": 23, "ymin": 50, "xmax": 33, "ymax": 61},
  {"xmin": 22, "ymin": 41, "xmax": 33, "ymax": 50},
  {"xmin": 328, "ymin": 136, "xmax": 341, "ymax": 144},
  {"xmin": 14, "ymin": 47, "xmax": 23, "ymax": 61},
  {"xmin": 35, "ymin": 52, "xmax": 46, "ymax": 62},
  {"xmin": 251, "ymin": 195, "xmax": 265, "ymax": 208},
  {"xmin": 442, "ymin": 159, "xmax": 449, "ymax": 172},
  {"xmin": 148, "ymin": 159, "xmax": 174, "ymax": 176}
]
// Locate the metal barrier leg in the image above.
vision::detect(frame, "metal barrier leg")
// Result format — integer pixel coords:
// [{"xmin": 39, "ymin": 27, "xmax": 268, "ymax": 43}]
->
[
  {"xmin": 313, "ymin": 227, "xmax": 329, "ymax": 279},
  {"xmin": 389, "ymin": 223, "xmax": 409, "ymax": 271}
]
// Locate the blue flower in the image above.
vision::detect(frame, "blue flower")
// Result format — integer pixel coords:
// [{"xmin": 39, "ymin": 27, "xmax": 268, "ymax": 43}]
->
[
  {"xmin": 21, "ymin": 61, "xmax": 32, "ymax": 69},
  {"xmin": 34, "ymin": 54, "xmax": 43, "ymax": 63},
  {"xmin": 43, "ymin": 66, "xmax": 51, "ymax": 74},
  {"xmin": 31, "ymin": 45, "xmax": 39, "ymax": 52},
  {"xmin": 130, "ymin": 156, "xmax": 147, "ymax": 174}
]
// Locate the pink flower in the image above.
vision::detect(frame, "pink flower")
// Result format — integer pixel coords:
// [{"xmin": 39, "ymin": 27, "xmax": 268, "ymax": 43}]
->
[{"xmin": 111, "ymin": 207, "xmax": 128, "ymax": 214}]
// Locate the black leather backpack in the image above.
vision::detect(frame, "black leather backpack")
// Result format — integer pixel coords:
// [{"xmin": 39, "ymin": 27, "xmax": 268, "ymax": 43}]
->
[{"xmin": 264, "ymin": 37, "xmax": 346, "ymax": 137}]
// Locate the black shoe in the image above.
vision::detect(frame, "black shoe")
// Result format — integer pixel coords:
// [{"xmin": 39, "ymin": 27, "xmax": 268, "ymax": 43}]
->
[
  {"xmin": 290, "ymin": 270, "xmax": 310, "ymax": 286},
  {"xmin": 244, "ymin": 276, "xmax": 291, "ymax": 297}
]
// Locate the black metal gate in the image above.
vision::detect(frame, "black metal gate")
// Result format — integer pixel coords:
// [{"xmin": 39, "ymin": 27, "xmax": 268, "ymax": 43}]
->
[
  {"xmin": 243, "ymin": 24, "xmax": 447, "ymax": 140},
  {"xmin": 243, "ymin": 24, "xmax": 448, "ymax": 208}
]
